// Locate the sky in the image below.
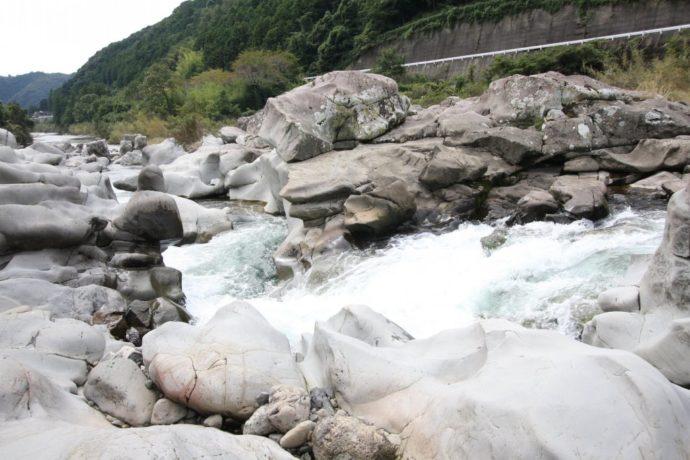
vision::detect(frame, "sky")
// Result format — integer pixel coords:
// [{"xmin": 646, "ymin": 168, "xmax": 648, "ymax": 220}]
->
[{"xmin": 0, "ymin": 0, "xmax": 187, "ymax": 76}]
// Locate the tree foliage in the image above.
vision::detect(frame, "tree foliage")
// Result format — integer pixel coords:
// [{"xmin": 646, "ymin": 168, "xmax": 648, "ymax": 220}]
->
[{"xmin": 0, "ymin": 102, "xmax": 34, "ymax": 146}]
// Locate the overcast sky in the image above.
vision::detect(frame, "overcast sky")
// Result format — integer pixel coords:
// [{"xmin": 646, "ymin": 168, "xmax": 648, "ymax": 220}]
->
[{"xmin": 0, "ymin": 0, "xmax": 187, "ymax": 76}]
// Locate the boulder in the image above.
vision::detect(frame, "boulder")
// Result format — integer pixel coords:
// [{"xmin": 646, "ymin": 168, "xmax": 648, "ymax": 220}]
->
[
  {"xmin": 630, "ymin": 171, "xmax": 684, "ymax": 193},
  {"xmin": 301, "ymin": 314, "xmax": 690, "ymax": 459},
  {"xmin": 84, "ymin": 356, "xmax": 158, "ymax": 427},
  {"xmin": 0, "ymin": 128, "xmax": 18, "ymax": 148},
  {"xmin": 312, "ymin": 415, "xmax": 397, "ymax": 460},
  {"xmin": 119, "ymin": 139, "xmax": 133, "ymax": 155},
  {"xmin": 219, "ymin": 126, "xmax": 246, "ymax": 144},
  {"xmin": 450, "ymin": 126, "xmax": 543, "ymax": 166},
  {"xmin": 374, "ymin": 104, "xmax": 443, "ymax": 143},
  {"xmin": 598, "ymin": 286, "xmax": 640, "ymax": 313},
  {"xmin": 113, "ymin": 191, "xmax": 183, "ymax": 241},
  {"xmin": 150, "ymin": 398, "xmax": 187, "ymax": 425},
  {"xmin": 0, "ymin": 204, "xmax": 94, "ymax": 254},
  {"xmin": 86, "ymin": 140, "xmax": 110, "ymax": 159},
  {"xmin": 324, "ymin": 305, "xmax": 413, "ymax": 347},
  {"xmin": 0, "ymin": 309, "xmax": 105, "ymax": 390},
  {"xmin": 542, "ymin": 116, "xmax": 603, "ymax": 157},
  {"xmin": 137, "ymin": 165, "xmax": 166, "ymax": 192},
  {"xmin": 143, "ymin": 139, "xmax": 185, "ymax": 166},
  {"xmin": 507, "ymin": 189, "xmax": 559, "ymax": 225},
  {"xmin": 0, "ymin": 357, "xmax": 109, "ymax": 426},
  {"xmin": 437, "ymin": 108, "xmax": 494, "ymax": 138},
  {"xmin": 344, "ymin": 180, "xmax": 416, "ymax": 235},
  {"xmin": 134, "ymin": 134, "xmax": 148, "ymax": 150},
  {"xmin": 549, "ymin": 175, "xmax": 608, "ymax": 220},
  {"xmin": 604, "ymin": 137, "xmax": 690, "ymax": 173},
  {"xmin": 280, "ymin": 420, "xmax": 315, "ymax": 449},
  {"xmin": 142, "ymin": 301, "xmax": 304, "ymax": 418},
  {"xmin": 243, "ymin": 385, "xmax": 310, "ymax": 435},
  {"xmin": 418, "ymin": 145, "xmax": 487, "ymax": 190},
  {"xmin": 259, "ymin": 71, "xmax": 409, "ymax": 162},
  {"xmin": 227, "ymin": 150, "xmax": 289, "ymax": 214},
  {"xmin": 0, "ymin": 145, "xmax": 19, "ymax": 163}
]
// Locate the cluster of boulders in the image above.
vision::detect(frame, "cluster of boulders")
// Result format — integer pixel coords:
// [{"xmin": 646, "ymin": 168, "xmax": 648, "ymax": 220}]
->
[
  {"xmin": 583, "ymin": 181, "xmax": 690, "ymax": 387},
  {"xmin": 150, "ymin": 70, "xmax": 689, "ymax": 277},
  {"xmin": 4, "ymin": 69, "xmax": 690, "ymax": 458}
]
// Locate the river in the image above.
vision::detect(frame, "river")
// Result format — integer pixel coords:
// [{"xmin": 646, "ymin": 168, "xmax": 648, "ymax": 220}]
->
[{"xmin": 163, "ymin": 197, "xmax": 665, "ymax": 342}]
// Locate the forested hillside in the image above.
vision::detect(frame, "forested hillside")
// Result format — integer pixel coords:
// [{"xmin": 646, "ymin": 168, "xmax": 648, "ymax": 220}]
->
[
  {"xmin": 50, "ymin": 0, "xmax": 637, "ymax": 141},
  {"xmin": 0, "ymin": 72, "xmax": 71, "ymax": 109}
]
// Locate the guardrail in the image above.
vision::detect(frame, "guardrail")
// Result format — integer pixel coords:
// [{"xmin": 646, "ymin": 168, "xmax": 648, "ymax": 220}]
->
[{"xmin": 354, "ymin": 23, "xmax": 690, "ymax": 74}]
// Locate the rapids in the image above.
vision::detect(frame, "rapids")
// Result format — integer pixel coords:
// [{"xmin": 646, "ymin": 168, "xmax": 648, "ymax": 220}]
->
[{"xmin": 163, "ymin": 197, "xmax": 666, "ymax": 341}]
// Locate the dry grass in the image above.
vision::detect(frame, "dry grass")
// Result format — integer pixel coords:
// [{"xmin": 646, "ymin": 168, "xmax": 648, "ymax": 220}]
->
[{"xmin": 595, "ymin": 47, "xmax": 690, "ymax": 103}]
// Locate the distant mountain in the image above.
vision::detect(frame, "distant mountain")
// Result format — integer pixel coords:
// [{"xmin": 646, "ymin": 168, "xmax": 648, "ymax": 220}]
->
[{"xmin": 0, "ymin": 72, "xmax": 72, "ymax": 108}]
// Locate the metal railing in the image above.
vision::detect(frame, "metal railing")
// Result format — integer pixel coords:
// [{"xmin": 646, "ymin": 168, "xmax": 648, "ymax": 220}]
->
[{"xmin": 354, "ymin": 23, "xmax": 690, "ymax": 73}]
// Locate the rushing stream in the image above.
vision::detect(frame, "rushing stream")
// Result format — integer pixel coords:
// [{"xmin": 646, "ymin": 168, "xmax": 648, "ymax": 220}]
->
[{"xmin": 163, "ymin": 197, "xmax": 667, "ymax": 341}]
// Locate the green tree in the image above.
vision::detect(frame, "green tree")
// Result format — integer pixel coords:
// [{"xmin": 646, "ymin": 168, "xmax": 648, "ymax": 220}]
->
[
  {"xmin": 232, "ymin": 49, "xmax": 301, "ymax": 109},
  {"xmin": 141, "ymin": 63, "xmax": 178, "ymax": 117},
  {"xmin": 0, "ymin": 102, "xmax": 34, "ymax": 146},
  {"xmin": 373, "ymin": 48, "xmax": 406, "ymax": 79}
]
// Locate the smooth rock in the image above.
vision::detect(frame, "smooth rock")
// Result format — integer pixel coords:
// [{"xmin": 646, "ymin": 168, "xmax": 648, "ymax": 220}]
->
[
  {"xmin": 598, "ymin": 286, "xmax": 640, "ymax": 313},
  {"xmin": 280, "ymin": 420, "xmax": 315, "ymax": 449},
  {"xmin": 84, "ymin": 356, "xmax": 158, "ymax": 427},
  {"xmin": 312, "ymin": 415, "xmax": 397, "ymax": 460},
  {"xmin": 143, "ymin": 139, "xmax": 185, "ymax": 166},
  {"xmin": 151, "ymin": 398, "xmax": 187, "ymax": 425},
  {"xmin": 143, "ymin": 301, "xmax": 304, "ymax": 419},
  {"xmin": 259, "ymin": 71, "xmax": 409, "ymax": 162}
]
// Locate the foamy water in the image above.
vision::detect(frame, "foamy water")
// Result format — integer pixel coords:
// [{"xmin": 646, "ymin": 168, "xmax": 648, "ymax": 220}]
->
[{"xmin": 164, "ymin": 204, "xmax": 666, "ymax": 341}]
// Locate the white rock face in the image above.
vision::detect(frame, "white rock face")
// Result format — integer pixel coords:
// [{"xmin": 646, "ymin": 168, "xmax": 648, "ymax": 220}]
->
[
  {"xmin": 302, "ymin": 311, "xmax": 690, "ymax": 459},
  {"xmin": 84, "ymin": 356, "xmax": 158, "ymax": 427},
  {"xmin": 0, "ymin": 128, "xmax": 18, "ymax": 148},
  {"xmin": 259, "ymin": 71, "xmax": 410, "ymax": 162},
  {"xmin": 0, "ymin": 357, "xmax": 109, "ymax": 426},
  {"xmin": 142, "ymin": 139, "xmax": 185, "ymax": 166},
  {"xmin": 0, "ymin": 309, "xmax": 105, "ymax": 390},
  {"xmin": 142, "ymin": 301, "xmax": 305, "ymax": 419},
  {"xmin": 0, "ymin": 419, "xmax": 295, "ymax": 459},
  {"xmin": 585, "ymin": 184, "xmax": 690, "ymax": 385}
]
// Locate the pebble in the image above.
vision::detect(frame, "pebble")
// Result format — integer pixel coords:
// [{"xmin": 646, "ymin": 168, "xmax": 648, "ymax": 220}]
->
[{"xmin": 280, "ymin": 420, "xmax": 316, "ymax": 449}]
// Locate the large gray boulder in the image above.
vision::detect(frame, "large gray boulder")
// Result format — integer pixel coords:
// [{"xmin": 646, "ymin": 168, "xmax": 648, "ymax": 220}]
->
[
  {"xmin": 604, "ymin": 137, "xmax": 690, "ymax": 173},
  {"xmin": 142, "ymin": 301, "xmax": 304, "ymax": 419},
  {"xmin": 86, "ymin": 140, "xmax": 110, "ymax": 159},
  {"xmin": 84, "ymin": 356, "xmax": 158, "ymax": 426},
  {"xmin": 259, "ymin": 71, "xmax": 410, "ymax": 162},
  {"xmin": 549, "ymin": 174, "xmax": 609, "ymax": 220},
  {"xmin": 301, "ymin": 311, "xmax": 690, "ymax": 459},
  {"xmin": 219, "ymin": 126, "xmax": 246, "ymax": 144},
  {"xmin": 449, "ymin": 126, "xmax": 543, "ymax": 166},
  {"xmin": 143, "ymin": 139, "xmax": 185, "ymax": 166},
  {"xmin": 0, "ymin": 204, "xmax": 94, "ymax": 254},
  {"xmin": 113, "ymin": 191, "xmax": 183, "ymax": 241},
  {"xmin": 343, "ymin": 180, "xmax": 416, "ymax": 235},
  {"xmin": 418, "ymin": 145, "xmax": 487, "ymax": 190}
]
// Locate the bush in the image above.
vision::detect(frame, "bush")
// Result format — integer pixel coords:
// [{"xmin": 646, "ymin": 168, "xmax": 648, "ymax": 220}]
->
[
  {"xmin": 0, "ymin": 102, "xmax": 34, "ymax": 146},
  {"xmin": 373, "ymin": 48, "xmax": 406, "ymax": 80}
]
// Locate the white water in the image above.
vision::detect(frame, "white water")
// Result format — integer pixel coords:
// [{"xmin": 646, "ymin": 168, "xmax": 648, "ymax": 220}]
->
[{"xmin": 164, "ymin": 203, "xmax": 666, "ymax": 341}]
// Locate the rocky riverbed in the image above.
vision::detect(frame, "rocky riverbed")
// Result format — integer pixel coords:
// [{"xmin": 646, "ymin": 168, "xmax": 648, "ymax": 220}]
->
[{"xmin": 1, "ymin": 70, "xmax": 690, "ymax": 458}]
